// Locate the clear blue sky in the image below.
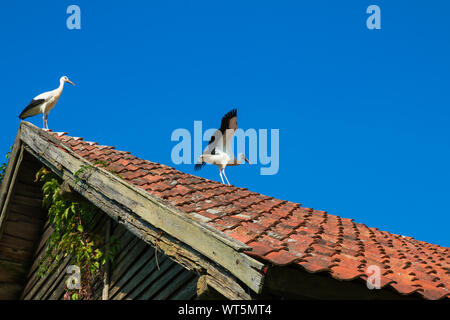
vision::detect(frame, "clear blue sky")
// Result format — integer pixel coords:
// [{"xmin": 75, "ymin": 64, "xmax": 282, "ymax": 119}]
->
[{"xmin": 1, "ymin": 1, "xmax": 449, "ymax": 246}]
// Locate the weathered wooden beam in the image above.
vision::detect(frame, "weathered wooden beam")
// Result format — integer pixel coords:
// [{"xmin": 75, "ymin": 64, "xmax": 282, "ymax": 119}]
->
[
  {"xmin": 60, "ymin": 181, "xmax": 86, "ymax": 203},
  {"xmin": 0, "ymin": 282, "xmax": 22, "ymax": 300},
  {"xmin": 202, "ymin": 271, "xmax": 252, "ymax": 300},
  {"xmin": 0, "ymin": 259, "xmax": 28, "ymax": 283},
  {"xmin": 196, "ymin": 275, "xmax": 227, "ymax": 300},
  {"xmin": 154, "ymin": 269, "xmax": 196, "ymax": 300},
  {"xmin": 31, "ymin": 255, "xmax": 71, "ymax": 300},
  {"xmin": 0, "ymin": 144, "xmax": 24, "ymax": 239},
  {"xmin": 102, "ymin": 219, "xmax": 111, "ymax": 300},
  {"xmin": 138, "ymin": 263, "xmax": 186, "ymax": 300},
  {"xmin": 171, "ymin": 276, "xmax": 198, "ymax": 300},
  {"xmin": 109, "ymin": 246, "xmax": 156, "ymax": 299},
  {"xmin": 22, "ymin": 212, "xmax": 105, "ymax": 300},
  {"xmin": 19, "ymin": 122, "xmax": 265, "ymax": 296},
  {"xmin": 110, "ymin": 240, "xmax": 148, "ymax": 289},
  {"xmin": 122, "ymin": 255, "xmax": 172, "ymax": 300},
  {"xmin": 0, "ymin": 127, "xmax": 22, "ymax": 225},
  {"xmin": 20, "ymin": 224, "xmax": 54, "ymax": 298}
]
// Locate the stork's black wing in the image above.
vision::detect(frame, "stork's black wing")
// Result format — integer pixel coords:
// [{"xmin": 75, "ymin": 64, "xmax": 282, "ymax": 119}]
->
[
  {"xmin": 219, "ymin": 108, "xmax": 237, "ymax": 134},
  {"xmin": 194, "ymin": 109, "xmax": 237, "ymax": 171},
  {"xmin": 19, "ymin": 99, "xmax": 45, "ymax": 119},
  {"xmin": 205, "ymin": 108, "xmax": 237, "ymax": 152}
]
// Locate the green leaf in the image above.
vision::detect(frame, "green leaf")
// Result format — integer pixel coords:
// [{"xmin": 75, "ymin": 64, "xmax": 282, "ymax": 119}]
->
[
  {"xmin": 35, "ymin": 165, "xmax": 121, "ymax": 300},
  {"xmin": 63, "ymin": 207, "xmax": 70, "ymax": 220}
]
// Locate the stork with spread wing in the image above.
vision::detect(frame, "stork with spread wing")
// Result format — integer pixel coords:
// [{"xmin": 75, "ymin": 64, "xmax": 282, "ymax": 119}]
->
[{"xmin": 194, "ymin": 109, "xmax": 250, "ymax": 185}]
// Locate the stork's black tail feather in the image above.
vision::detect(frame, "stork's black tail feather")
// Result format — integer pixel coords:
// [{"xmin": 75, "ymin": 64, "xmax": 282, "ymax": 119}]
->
[{"xmin": 194, "ymin": 162, "xmax": 206, "ymax": 171}]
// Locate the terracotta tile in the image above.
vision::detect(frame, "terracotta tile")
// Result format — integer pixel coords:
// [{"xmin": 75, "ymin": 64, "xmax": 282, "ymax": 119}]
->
[
  {"xmin": 389, "ymin": 282, "xmax": 424, "ymax": 296},
  {"xmin": 298, "ymin": 254, "xmax": 334, "ymax": 272},
  {"xmin": 226, "ymin": 225, "xmax": 260, "ymax": 244},
  {"xmin": 141, "ymin": 174, "xmax": 165, "ymax": 184},
  {"xmin": 246, "ymin": 241, "xmax": 275, "ymax": 257},
  {"xmin": 120, "ymin": 170, "xmax": 145, "ymax": 180},
  {"xmin": 264, "ymin": 250, "xmax": 298, "ymax": 266},
  {"xmin": 211, "ymin": 216, "xmax": 242, "ymax": 230},
  {"xmin": 330, "ymin": 265, "xmax": 365, "ymax": 281},
  {"xmin": 241, "ymin": 221, "xmax": 267, "ymax": 235},
  {"xmin": 288, "ymin": 233, "xmax": 315, "ymax": 250}
]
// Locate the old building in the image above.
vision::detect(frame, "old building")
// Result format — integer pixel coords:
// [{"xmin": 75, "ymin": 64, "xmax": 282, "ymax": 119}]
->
[{"xmin": 0, "ymin": 122, "xmax": 448, "ymax": 300}]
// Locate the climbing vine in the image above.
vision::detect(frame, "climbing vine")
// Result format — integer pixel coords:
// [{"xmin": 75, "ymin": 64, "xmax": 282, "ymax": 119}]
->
[{"xmin": 36, "ymin": 167, "xmax": 120, "ymax": 300}]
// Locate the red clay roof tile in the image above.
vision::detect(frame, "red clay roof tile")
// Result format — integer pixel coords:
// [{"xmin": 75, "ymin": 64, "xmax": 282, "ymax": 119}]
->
[{"xmin": 264, "ymin": 250, "xmax": 299, "ymax": 266}]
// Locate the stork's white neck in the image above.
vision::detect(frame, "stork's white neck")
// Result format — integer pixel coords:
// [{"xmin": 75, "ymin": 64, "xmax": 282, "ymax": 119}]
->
[{"xmin": 57, "ymin": 78, "xmax": 66, "ymax": 93}]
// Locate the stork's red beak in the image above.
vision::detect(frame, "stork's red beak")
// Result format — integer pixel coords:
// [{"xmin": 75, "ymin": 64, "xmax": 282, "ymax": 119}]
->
[
  {"xmin": 244, "ymin": 157, "xmax": 251, "ymax": 165},
  {"xmin": 66, "ymin": 79, "xmax": 75, "ymax": 86}
]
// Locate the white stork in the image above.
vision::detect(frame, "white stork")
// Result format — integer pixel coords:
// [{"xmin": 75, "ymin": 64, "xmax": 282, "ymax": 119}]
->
[
  {"xmin": 19, "ymin": 76, "xmax": 75, "ymax": 129},
  {"xmin": 194, "ymin": 109, "xmax": 251, "ymax": 185}
]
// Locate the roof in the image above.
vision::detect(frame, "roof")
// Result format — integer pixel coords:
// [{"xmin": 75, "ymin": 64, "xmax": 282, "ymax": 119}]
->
[{"xmin": 19, "ymin": 125, "xmax": 450, "ymax": 300}]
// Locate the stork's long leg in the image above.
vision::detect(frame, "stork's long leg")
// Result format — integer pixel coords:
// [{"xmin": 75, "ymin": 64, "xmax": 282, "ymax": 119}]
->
[
  {"xmin": 219, "ymin": 169, "xmax": 225, "ymax": 184},
  {"xmin": 42, "ymin": 114, "xmax": 45, "ymax": 129},
  {"xmin": 45, "ymin": 114, "xmax": 49, "ymax": 130},
  {"xmin": 222, "ymin": 168, "xmax": 231, "ymax": 186}
]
